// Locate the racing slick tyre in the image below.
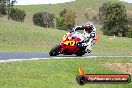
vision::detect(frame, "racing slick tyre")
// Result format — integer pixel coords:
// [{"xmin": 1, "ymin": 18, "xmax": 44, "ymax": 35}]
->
[{"xmin": 49, "ymin": 45, "xmax": 61, "ymax": 56}]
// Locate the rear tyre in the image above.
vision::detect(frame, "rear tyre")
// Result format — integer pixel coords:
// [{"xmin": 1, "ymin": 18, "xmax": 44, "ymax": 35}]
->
[{"xmin": 49, "ymin": 45, "xmax": 61, "ymax": 56}]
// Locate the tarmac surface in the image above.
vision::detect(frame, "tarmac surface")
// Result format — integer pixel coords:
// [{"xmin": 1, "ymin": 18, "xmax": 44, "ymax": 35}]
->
[{"xmin": 0, "ymin": 52, "xmax": 131, "ymax": 62}]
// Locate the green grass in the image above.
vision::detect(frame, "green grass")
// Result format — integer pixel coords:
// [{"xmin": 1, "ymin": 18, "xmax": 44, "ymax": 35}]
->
[
  {"xmin": 15, "ymin": 0, "xmax": 132, "ymax": 15},
  {"xmin": 0, "ymin": 0, "xmax": 132, "ymax": 55},
  {"xmin": 0, "ymin": 17, "xmax": 66, "ymax": 52},
  {"xmin": 0, "ymin": 1, "xmax": 132, "ymax": 88},
  {"xmin": 93, "ymin": 34, "xmax": 132, "ymax": 55},
  {"xmin": 15, "ymin": 0, "xmax": 132, "ymax": 24},
  {"xmin": 0, "ymin": 17, "xmax": 132, "ymax": 55},
  {"xmin": 0, "ymin": 57, "xmax": 132, "ymax": 88},
  {"xmin": 15, "ymin": 0, "xmax": 110, "ymax": 14}
]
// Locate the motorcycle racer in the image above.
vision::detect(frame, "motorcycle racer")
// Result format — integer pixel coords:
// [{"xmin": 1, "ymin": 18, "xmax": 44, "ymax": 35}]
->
[
  {"xmin": 49, "ymin": 21, "xmax": 98, "ymax": 56},
  {"xmin": 70, "ymin": 22, "xmax": 96, "ymax": 53}
]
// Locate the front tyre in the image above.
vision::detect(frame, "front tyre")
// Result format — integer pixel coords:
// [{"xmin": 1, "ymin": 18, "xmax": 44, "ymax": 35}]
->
[{"xmin": 49, "ymin": 45, "xmax": 61, "ymax": 56}]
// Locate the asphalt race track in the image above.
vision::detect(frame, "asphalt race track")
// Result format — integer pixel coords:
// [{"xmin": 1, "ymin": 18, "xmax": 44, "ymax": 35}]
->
[{"xmin": 0, "ymin": 52, "xmax": 131, "ymax": 62}]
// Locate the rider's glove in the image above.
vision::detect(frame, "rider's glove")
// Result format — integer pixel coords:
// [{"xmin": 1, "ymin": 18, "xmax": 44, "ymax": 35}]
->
[
  {"xmin": 77, "ymin": 41, "xmax": 87, "ymax": 48},
  {"xmin": 69, "ymin": 29, "xmax": 75, "ymax": 33}
]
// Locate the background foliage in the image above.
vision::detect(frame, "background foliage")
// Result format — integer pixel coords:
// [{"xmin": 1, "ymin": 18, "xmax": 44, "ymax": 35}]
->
[
  {"xmin": 56, "ymin": 8, "xmax": 76, "ymax": 31},
  {"xmin": 99, "ymin": 1, "xmax": 128, "ymax": 37},
  {"xmin": 0, "ymin": 0, "xmax": 26, "ymax": 22},
  {"xmin": 9, "ymin": 8, "xmax": 26, "ymax": 22},
  {"xmin": 33, "ymin": 11, "xmax": 55, "ymax": 28}
]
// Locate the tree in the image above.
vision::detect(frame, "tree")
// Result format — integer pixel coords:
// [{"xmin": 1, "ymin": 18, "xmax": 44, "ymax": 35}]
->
[
  {"xmin": 0, "ymin": 0, "xmax": 26, "ymax": 22},
  {"xmin": 65, "ymin": 10, "xmax": 76, "ymax": 30},
  {"xmin": 0, "ymin": 0, "xmax": 9, "ymax": 17},
  {"xmin": 6, "ymin": 0, "xmax": 16, "ymax": 20},
  {"xmin": 56, "ymin": 17, "xmax": 65, "ymax": 30},
  {"xmin": 0, "ymin": 2, "xmax": 6, "ymax": 16},
  {"xmin": 127, "ymin": 29, "xmax": 132, "ymax": 38},
  {"xmin": 98, "ymin": 1, "xmax": 128, "ymax": 37},
  {"xmin": 59, "ymin": 8, "xmax": 67, "ymax": 17},
  {"xmin": 9, "ymin": 8, "xmax": 26, "ymax": 22},
  {"xmin": 0, "ymin": 0, "xmax": 17, "ymax": 19},
  {"xmin": 33, "ymin": 11, "xmax": 55, "ymax": 28},
  {"xmin": 56, "ymin": 8, "xmax": 76, "ymax": 31}
]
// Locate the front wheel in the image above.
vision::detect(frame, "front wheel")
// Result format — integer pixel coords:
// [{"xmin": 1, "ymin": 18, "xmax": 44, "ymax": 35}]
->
[{"xmin": 49, "ymin": 45, "xmax": 61, "ymax": 56}]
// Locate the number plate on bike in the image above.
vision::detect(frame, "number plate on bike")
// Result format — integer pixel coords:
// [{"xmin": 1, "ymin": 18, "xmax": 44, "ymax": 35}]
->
[{"xmin": 64, "ymin": 41, "xmax": 76, "ymax": 46}]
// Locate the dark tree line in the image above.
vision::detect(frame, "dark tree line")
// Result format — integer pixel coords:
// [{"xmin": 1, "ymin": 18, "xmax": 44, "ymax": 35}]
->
[
  {"xmin": 33, "ymin": 8, "xmax": 76, "ymax": 30},
  {"xmin": 56, "ymin": 8, "xmax": 76, "ymax": 31},
  {"xmin": 98, "ymin": 1, "xmax": 132, "ymax": 37},
  {"xmin": 33, "ymin": 12, "xmax": 55, "ymax": 28},
  {"xmin": 99, "ymin": 1, "xmax": 128, "ymax": 37},
  {"xmin": 0, "ymin": 0, "xmax": 132, "ymax": 38},
  {"xmin": 0, "ymin": 0, "xmax": 26, "ymax": 22},
  {"xmin": 9, "ymin": 8, "xmax": 26, "ymax": 22}
]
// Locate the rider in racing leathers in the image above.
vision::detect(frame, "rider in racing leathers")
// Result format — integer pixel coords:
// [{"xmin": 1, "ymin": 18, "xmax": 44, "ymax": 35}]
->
[{"xmin": 70, "ymin": 22, "xmax": 96, "ymax": 53}]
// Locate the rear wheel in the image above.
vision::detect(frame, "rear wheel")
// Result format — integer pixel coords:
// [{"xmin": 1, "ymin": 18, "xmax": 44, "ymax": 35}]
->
[{"xmin": 49, "ymin": 45, "xmax": 61, "ymax": 56}]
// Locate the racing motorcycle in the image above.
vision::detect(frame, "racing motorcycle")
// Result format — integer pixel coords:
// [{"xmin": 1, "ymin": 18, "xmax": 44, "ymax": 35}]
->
[{"xmin": 49, "ymin": 31, "xmax": 98, "ymax": 56}]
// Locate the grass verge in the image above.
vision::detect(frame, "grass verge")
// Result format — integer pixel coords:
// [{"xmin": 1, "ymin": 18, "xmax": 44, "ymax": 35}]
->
[{"xmin": 0, "ymin": 57, "xmax": 132, "ymax": 88}]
